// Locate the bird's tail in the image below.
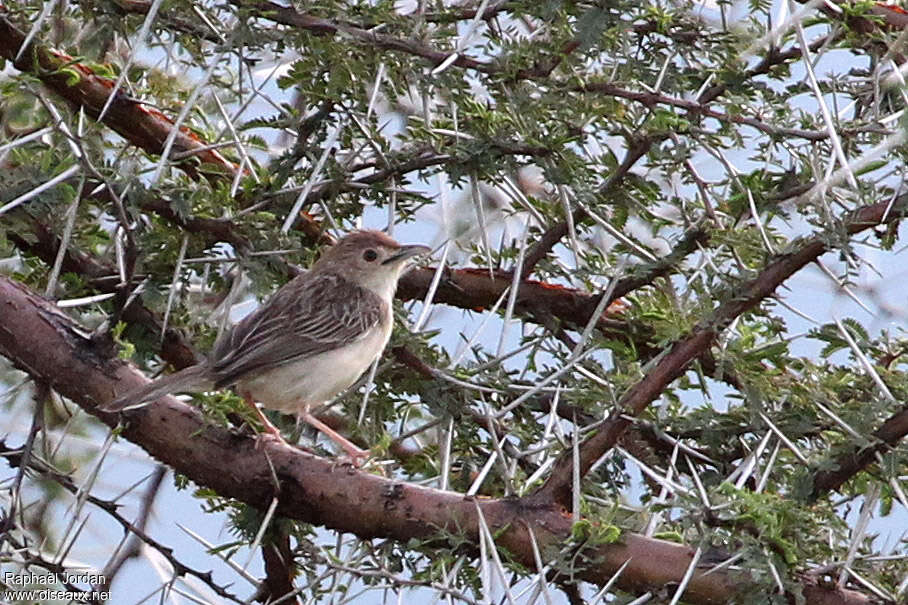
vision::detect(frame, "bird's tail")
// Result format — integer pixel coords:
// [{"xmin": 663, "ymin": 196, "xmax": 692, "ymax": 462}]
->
[{"xmin": 103, "ymin": 365, "xmax": 213, "ymax": 412}]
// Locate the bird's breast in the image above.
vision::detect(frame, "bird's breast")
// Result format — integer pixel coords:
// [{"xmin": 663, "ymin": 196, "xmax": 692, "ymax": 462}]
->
[{"xmin": 237, "ymin": 317, "xmax": 393, "ymax": 415}]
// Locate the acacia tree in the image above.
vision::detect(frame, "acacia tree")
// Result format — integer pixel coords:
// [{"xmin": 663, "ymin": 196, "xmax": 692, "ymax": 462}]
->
[{"xmin": 0, "ymin": 0, "xmax": 906, "ymax": 603}]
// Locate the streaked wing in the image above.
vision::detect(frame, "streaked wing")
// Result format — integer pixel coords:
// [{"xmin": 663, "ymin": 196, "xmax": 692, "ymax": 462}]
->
[{"xmin": 209, "ymin": 272, "xmax": 384, "ymax": 387}]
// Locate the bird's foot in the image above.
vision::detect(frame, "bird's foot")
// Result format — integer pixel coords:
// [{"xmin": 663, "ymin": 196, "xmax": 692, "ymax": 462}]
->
[
  {"xmin": 340, "ymin": 444, "xmax": 372, "ymax": 468},
  {"xmin": 301, "ymin": 411, "xmax": 372, "ymax": 467},
  {"xmin": 254, "ymin": 428, "xmax": 288, "ymax": 450}
]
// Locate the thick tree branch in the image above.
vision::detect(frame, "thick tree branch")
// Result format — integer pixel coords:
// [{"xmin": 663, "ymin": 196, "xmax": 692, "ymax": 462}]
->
[
  {"xmin": 6, "ymin": 209, "xmax": 199, "ymax": 369},
  {"xmin": 397, "ymin": 266, "xmax": 633, "ymax": 337},
  {"xmin": 259, "ymin": 530, "xmax": 300, "ymax": 605},
  {"xmin": 0, "ymin": 276, "xmax": 876, "ymax": 605},
  {"xmin": 0, "ymin": 8, "xmax": 239, "ymax": 179}
]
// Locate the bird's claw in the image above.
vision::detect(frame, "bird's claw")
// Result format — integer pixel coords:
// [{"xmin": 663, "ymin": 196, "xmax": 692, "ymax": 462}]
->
[
  {"xmin": 254, "ymin": 431, "xmax": 287, "ymax": 450},
  {"xmin": 342, "ymin": 447, "xmax": 372, "ymax": 468}
]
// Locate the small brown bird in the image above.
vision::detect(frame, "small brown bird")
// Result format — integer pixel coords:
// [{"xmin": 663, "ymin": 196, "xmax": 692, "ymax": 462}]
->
[{"xmin": 107, "ymin": 230, "xmax": 430, "ymax": 462}]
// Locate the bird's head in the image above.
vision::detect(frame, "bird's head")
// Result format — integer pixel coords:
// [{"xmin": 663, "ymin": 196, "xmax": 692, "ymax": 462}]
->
[{"xmin": 314, "ymin": 230, "xmax": 430, "ymax": 299}]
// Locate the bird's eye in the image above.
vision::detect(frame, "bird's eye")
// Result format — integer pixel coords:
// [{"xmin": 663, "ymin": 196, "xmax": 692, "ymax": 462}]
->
[{"xmin": 363, "ymin": 249, "xmax": 378, "ymax": 262}]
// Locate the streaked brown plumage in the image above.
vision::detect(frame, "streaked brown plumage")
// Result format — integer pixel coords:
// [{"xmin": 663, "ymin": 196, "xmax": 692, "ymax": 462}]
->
[{"xmin": 107, "ymin": 230, "xmax": 430, "ymax": 463}]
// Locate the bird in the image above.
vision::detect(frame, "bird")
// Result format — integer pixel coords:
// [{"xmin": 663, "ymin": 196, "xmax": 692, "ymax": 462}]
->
[{"xmin": 106, "ymin": 230, "xmax": 431, "ymax": 463}]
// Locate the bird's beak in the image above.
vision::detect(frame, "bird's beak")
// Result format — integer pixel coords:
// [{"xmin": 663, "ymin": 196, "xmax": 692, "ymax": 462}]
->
[{"xmin": 383, "ymin": 244, "xmax": 431, "ymax": 265}]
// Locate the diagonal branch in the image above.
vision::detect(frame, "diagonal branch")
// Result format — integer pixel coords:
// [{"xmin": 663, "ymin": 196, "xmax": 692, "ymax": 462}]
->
[
  {"xmin": 0, "ymin": 8, "xmax": 240, "ymax": 180},
  {"xmin": 809, "ymin": 406, "xmax": 908, "ymax": 500},
  {"xmin": 533, "ymin": 193, "xmax": 908, "ymax": 507}
]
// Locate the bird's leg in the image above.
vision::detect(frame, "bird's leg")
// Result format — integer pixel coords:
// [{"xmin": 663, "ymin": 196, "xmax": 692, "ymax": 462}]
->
[
  {"xmin": 301, "ymin": 411, "xmax": 369, "ymax": 466},
  {"xmin": 289, "ymin": 415, "xmax": 307, "ymax": 444},
  {"xmin": 242, "ymin": 391, "xmax": 286, "ymax": 448}
]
